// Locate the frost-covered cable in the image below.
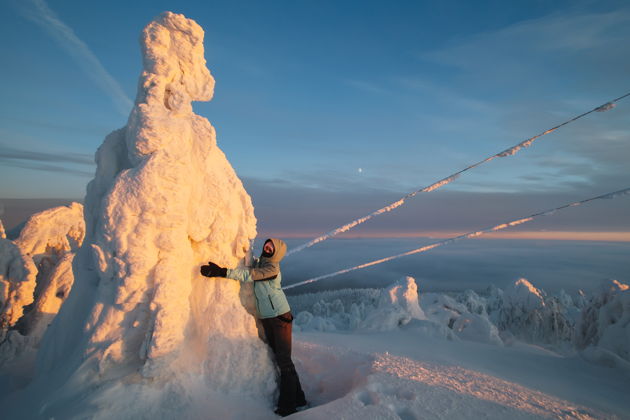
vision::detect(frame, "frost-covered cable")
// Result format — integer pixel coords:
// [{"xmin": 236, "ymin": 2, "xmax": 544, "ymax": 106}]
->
[
  {"xmin": 283, "ymin": 187, "xmax": 630, "ymax": 290},
  {"xmin": 286, "ymin": 92, "xmax": 630, "ymax": 257}
]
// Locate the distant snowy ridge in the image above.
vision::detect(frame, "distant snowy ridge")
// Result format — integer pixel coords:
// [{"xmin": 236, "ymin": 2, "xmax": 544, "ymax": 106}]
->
[{"xmin": 290, "ymin": 276, "xmax": 630, "ymax": 369}]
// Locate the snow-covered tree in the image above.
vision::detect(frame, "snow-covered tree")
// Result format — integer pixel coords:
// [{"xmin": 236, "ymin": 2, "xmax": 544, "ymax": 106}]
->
[
  {"xmin": 4, "ymin": 12, "xmax": 275, "ymax": 419},
  {"xmin": 0, "ymin": 237, "xmax": 36, "ymax": 336},
  {"xmin": 574, "ymin": 279, "xmax": 630, "ymax": 369},
  {"xmin": 498, "ymin": 278, "xmax": 574, "ymax": 346},
  {"xmin": 11, "ymin": 203, "xmax": 84, "ymax": 335}
]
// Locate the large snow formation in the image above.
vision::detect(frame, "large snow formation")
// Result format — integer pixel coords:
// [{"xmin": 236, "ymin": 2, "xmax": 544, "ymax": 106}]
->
[
  {"xmin": 0, "ymin": 203, "xmax": 84, "ymax": 366},
  {"xmin": 13, "ymin": 202, "xmax": 85, "ymax": 336},
  {"xmin": 2, "ymin": 201, "xmax": 86, "ymax": 339},
  {"xmin": 0, "ymin": 235, "xmax": 36, "ymax": 336},
  {"xmin": 13, "ymin": 202, "xmax": 84, "ymax": 261},
  {"xmin": 4, "ymin": 12, "xmax": 274, "ymax": 418}
]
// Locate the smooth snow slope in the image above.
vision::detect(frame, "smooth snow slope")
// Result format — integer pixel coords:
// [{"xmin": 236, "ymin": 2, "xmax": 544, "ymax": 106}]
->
[{"xmin": 293, "ymin": 330, "xmax": 629, "ymax": 419}]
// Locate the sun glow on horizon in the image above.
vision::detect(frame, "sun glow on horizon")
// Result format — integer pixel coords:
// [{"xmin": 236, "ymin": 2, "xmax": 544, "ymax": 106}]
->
[{"xmin": 260, "ymin": 231, "xmax": 630, "ymax": 242}]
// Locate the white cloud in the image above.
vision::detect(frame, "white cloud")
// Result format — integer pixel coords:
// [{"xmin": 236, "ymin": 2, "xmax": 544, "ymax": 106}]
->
[{"xmin": 424, "ymin": 8, "xmax": 630, "ymax": 69}]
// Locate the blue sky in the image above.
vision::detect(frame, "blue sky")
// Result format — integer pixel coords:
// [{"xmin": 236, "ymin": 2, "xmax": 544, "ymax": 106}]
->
[{"xmin": 1, "ymin": 0, "xmax": 629, "ymax": 236}]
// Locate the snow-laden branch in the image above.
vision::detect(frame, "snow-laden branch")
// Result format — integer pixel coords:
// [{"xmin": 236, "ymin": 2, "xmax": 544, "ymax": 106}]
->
[
  {"xmin": 286, "ymin": 92, "xmax": 630, "ymax": 257},
  {"xmin": 284, "ymin": 187, "xmax": 630, "ymax": 290}
]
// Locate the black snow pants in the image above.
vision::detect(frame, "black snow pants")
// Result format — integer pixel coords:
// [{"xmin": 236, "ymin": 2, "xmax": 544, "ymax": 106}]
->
[{"xmin": 261, "ymin": 312, "xmax": 306, "ymax": 412}]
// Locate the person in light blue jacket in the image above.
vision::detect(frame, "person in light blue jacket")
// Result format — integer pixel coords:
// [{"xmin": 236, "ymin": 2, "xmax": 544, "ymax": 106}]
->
[{"xmin": 200, "ymin": 238, "xmax": 306, "ymax": 417}]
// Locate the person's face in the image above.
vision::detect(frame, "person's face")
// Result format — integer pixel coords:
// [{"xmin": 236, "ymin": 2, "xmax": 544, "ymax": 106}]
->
[{"xmin": 263, "ymin": 241, "xmax": 275, "ymax": 255}]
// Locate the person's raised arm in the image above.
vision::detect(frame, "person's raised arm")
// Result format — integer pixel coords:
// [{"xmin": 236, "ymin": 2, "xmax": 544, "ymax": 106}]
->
[{"xmin": 200, "ymin": 260, "xmax": 279, "ymax": 282}]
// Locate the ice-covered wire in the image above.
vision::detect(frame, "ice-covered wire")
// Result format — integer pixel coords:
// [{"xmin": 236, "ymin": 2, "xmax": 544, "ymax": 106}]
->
[
  {"xmin": 285, "ymin": 92, "xmax": 630, "ymax": 257},
  {"xmin": 283, "ymin": 187, "xmax": 630, "ymax": 290}
]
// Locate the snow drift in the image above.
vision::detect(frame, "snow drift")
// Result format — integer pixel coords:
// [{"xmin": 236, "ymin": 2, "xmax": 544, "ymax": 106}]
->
[{"xmin": 2, "ymin": 12, "xmax": 276, "ymax": 418}]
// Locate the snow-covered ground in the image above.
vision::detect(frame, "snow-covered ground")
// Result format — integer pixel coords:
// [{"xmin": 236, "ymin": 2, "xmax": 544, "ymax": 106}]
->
[
  {"xmin": 293, "ymin": 329, "xmax": 629, "ymax": 419},
  {"xmin": 283, "ymin": 277, "xmax": 630, "ymax": 419},
  {"xmin": 2, "ymin": 273, "xmax": 629, "ymax": 418}
]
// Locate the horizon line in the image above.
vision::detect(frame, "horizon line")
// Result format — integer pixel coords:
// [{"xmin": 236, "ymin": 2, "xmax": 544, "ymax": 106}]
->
[{"xmin": 257, "ymin": 231, "xmax": 630, "ymax": 242}]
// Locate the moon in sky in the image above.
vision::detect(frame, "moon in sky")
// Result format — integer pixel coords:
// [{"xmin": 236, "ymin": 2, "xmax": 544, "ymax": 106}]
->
[{"xmin": 358, "ymin": 168, "xmax": 363, "ymax": 173}]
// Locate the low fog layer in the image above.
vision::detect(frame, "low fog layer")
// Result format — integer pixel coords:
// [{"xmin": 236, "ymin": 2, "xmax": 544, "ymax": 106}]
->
[{"xmin": 279, "ymin": 238, "xmax": 630, "ymax": 296}]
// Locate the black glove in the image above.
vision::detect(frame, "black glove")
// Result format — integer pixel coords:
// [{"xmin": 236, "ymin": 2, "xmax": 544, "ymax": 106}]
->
[{"xmin": 200, "ymin": 262, "xmax": 228, "ymax": 278}]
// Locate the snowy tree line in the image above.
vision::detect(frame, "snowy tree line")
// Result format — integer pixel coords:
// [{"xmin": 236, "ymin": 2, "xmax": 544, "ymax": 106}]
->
[{"xmin": 289, "ymin": 276, "xmax": 630, "ymax": 371}]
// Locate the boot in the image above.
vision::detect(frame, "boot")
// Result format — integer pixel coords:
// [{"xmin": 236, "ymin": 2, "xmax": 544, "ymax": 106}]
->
[
  {"xmin": 296, "ymin": 375, "xmax": 307, "ymax": 407},
  {"xmin": 275, "ymin": 407, "xmax": 297, "ymax": 417},
  {"xmin": 277, "ymin": 371, "xmax": 297, "ymax": 415}
]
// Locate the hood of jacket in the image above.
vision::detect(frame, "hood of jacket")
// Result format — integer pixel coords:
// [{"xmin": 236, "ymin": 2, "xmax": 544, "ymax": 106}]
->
[{"xmin": 262, "ymin": 238, "xmax": 287, "ymax": 263}]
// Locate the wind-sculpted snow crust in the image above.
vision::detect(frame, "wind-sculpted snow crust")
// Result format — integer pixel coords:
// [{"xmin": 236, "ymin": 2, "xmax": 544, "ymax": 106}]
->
[
  {"xmin": 291, "ymin": 341, "xmax": 607, "ymax": 420},
  {"xmin": 3, "ymin": 11, "xmax": 275, "ymax": 419}
]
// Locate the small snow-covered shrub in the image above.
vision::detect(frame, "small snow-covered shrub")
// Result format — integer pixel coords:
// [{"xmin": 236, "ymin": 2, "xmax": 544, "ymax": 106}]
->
[
  {"xmin": 290, "ymin": 288, "xmax": 380, "ymax": 332},
  {"xmin": 360, "ymin": 277, "xmax": 426, "ymax": 331},
  {"xmin": 291, "ymin": 278, "xmax": 426, "ymax": 332},
  {"xmin": 289, "ymin": 288, "xmax": 380, "ymax": 315},
  {"xmin": 421, "ymin": 293, "xmax": 467, "ymax": 329},
  {"xmin": 452, "ymin": 313, "xmax": 502, "ymax": 345},
  {"xmin": 422, "ymin": 292, "xmax": 501, "ymax": 345},
  {"xmin": 457, "ymin": 289, "xmax": 488, "ymax": 316}
]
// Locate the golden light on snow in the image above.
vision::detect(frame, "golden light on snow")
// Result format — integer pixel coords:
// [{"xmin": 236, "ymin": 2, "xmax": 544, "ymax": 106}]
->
[{"xmin": 373, "ymin": 354, "xmax": 604, "ymax": 419}]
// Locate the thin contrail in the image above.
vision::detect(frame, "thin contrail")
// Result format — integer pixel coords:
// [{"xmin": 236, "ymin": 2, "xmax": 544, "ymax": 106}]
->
[{"xmin": 17, "ymin": 0, "xmax": 133, "ymax": 115}]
